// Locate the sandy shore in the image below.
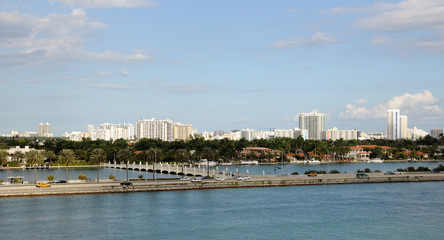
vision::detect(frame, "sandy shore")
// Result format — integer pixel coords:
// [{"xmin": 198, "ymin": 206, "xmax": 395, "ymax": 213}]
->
[{"xmin": 1, "ymin": 172, "xmax": 444, "ymax": 198}]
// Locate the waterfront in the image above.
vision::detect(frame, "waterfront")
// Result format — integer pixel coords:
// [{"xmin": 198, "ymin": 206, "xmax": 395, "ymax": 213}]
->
[
  {"xmin": 1, "ymin": 161, "xmax": 444, "ymax": 183},
  {"xmin": 0, "ymin": 181, "xmax": 443, "ymax": 239}
]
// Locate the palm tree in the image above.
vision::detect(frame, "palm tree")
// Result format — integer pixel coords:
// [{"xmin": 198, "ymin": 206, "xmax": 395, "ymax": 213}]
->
[
  {"xmin": 175, "ymin": 149, "xmax": 189, "ymax": 178},
  {"xmin": 58, "ymin": 149, "xmax": 76, "ymax": 183},
  {"xmin": 0, "ymin": 150, "xmax": 9, "ymax": 167},
  {"xmin": 90, "ymin": 148, "xmax": 107, "ymax": 182},
  {"xmin": 45, "ymin": 150, "xmax": 57, "ymax": 166},
  {"xmin": 117, "ymin": 148, "xmax": 134, "ymax": 181},
  {"xmin": 25, "ymin": 150, "xmax": 45, "ymax": 184}
]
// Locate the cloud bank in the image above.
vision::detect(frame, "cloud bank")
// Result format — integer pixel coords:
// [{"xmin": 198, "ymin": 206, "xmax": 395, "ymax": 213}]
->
[
  {"xmin": 272, "ymin": 32, "xmax": 336, "ymax": 48},
  {"xmin": 0, "ymin": 9, "xmax": 152, "ymax": 67},
  {"xmin": 52, "ymin": 0, "xmax": 158, "ymax": 8},
  {"xmin": 339, "ymin": 90, "xmax": 443, "ymax": 120}
]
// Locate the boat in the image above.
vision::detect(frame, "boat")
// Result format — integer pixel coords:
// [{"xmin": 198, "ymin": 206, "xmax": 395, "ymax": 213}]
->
[
  {"xmin": 367, "ymin": 158, "xmax": 384, "ymax": 163},
  {"xmin": 239, "ymin": 160, "xmax": 259, "ymax": 165},
  {"xmin": 305, "ymin": 158, "xmax": 321, "ymax": 165},
  {"xmin": 199, "ymin": 159, "xmax": 217, "ymax": 167}
]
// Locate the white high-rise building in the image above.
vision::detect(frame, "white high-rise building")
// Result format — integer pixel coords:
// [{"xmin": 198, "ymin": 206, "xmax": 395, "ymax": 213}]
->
[
  {"xmin": 399, "ymin": 115, "xmax": 408, "ymax": 139},
  {"xmin": 322, "ymin": 127, "xmax": 358, "ymax": 141},
  {"xmin": 136, "ymin": 118, "xmax": 174, "ymax": 141},
  {"xmin": 90, "ymin": 123, "xmax": 134, "ymax": 141},
  {"xmin": 241, "ymin": 129, "xmax": 256, "ymax": 141},
  {"xmin": 38, "ymin": 122, "xmax": 52, "ymax": 137},
  {"xmin": 299, "ymin": 112, "xmax": 325, "ymax": 139},
  {"xmin": 174, "ymin": 123, "xmax": 193, "ymax": 140},
  {"xmin": 387, "ymin": 109, "xmax": 400, "ymax": 140}
]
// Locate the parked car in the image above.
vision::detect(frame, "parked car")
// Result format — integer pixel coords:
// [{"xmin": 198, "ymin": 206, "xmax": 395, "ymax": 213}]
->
[{"xmin": 120, "ymin": 181, "xmax": 132, "ymax": 186}]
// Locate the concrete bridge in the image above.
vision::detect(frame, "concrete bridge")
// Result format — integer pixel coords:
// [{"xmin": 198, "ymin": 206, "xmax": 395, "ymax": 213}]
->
[{"xmin": 105, "ymin": 161, "xmax": 231, "ymax": 178}]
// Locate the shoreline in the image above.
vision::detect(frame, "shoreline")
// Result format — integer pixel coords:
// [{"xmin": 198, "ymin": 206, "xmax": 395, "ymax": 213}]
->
[{"xmin": 1, "ymin": 172, "xmax": 444, "ymax": 198}]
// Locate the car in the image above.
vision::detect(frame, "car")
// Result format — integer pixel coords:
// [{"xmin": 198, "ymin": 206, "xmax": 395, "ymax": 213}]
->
[
  {"xmin": 236, "ymin": 176, "xmax": 251, "ymax": 180},
  {"xmin": 307, "ymin": 172, "xmax": 318, "ymax": 177},
  {"xmin": 36, "ymin": 182, "xmax": 51, "ymax": 187},
  {"xmin": 215, "ymin": 177, "xmax": 225, "ymax": 181},
  {"xmin": 120, "ymin": 181, "xmax": 132, "ymax": 186},
  {"xmin": 49, "ymin": 180, "xmax": 67, "ymax": 184},
  {"xmin": 191, "ymin": 177, "xmax": 202, "ymax": 183},
  {"xmin": 356, "ymin": 173, "xmax": 369, "ymax": 178},
  {"xmin": 432, "ymin": 169, "xmax": 440, "ymax": 173},
  {"xmin": 392, "ymin": 171, "xmax": 402, "ymax": 175},
  {"xmin": 385, "ymin": 171, "xmax": 401, "ymax": 175}
]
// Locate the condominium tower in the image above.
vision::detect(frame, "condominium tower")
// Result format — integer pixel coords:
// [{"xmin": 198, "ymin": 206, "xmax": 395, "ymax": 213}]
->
[
  {"xmin": 299, "ymin": 112, "xmax": 325, "ymax": 139},
  {"xmin": 387, "ymin": 109, "xmax": 408, "ymax": 140},
  {"xmin": 387, "ymin": 109, "xmax": 399, "ymax": 140},
  {"xmin": 38, "ymin": 122, "xmax": 52, "ymax": 137},
  {"xmin": 136, "ymin": 118, "xmax": 174, "ymax": 141}
]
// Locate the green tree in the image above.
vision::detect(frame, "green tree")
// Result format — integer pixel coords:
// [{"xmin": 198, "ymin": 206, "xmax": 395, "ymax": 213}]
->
[
  {"xmin": 25, "ymin": 150, "xmax": 45, "ymax": 184},
  {"xmin": 90, "ymin": 148, "xmax": 107, "ymax": 182},
  {"xmin": 117, "ymin": 148, "xmax": 135, "ymax": 181},
  {"xmin": 0, "ymin": 150, "xmax": 8, "ymax": 167},
  {"xmin": 58, "ymin": 149, "xmax": 76, "ymax": 183},
  {"xmin": 45, "ymin": 150, "xmax": 57, "ymax": 165}
]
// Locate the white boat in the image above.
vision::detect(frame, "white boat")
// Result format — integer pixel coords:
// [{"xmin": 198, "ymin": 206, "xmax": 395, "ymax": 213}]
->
[
  {"xmin": 305, "ymin": 158, "xmax": 321, "ymax": 165},
  {"xmin": 239, "ymin": 160, "xmax": 259, "ymax": 165},
  {"xmin": 199, "ymin": 159, "xmax": 217, "ymax": 167},
  {"xmin": 367, "ymin": 158, "xmax": 384, "ymax": 163}
]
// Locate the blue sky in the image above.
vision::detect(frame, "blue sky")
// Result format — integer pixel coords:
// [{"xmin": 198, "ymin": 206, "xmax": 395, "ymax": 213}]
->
[{"xmin": 1, "ymin": 0, "xmax": 443, "ymax": 136}]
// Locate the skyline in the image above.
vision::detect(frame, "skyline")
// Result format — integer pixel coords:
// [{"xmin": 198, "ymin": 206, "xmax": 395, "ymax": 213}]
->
[{"xmin": 1, "ymin": 0, "xmax": 444, "ymax": 136}]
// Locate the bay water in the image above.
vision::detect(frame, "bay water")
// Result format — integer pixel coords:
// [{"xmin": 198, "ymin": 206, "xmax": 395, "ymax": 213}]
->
[{"xmin": 1, "ymin": 181, "xmax": 444, "ymax": 239}]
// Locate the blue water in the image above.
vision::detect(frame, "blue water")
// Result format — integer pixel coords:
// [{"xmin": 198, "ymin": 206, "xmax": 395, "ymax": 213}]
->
[
  {"xmin": 1, "ymin": 161, "xmax": 443, "ymax": 182},
  {"xmin": 1, "ymin": 182, "xmax": 444, "ymax": 239}
]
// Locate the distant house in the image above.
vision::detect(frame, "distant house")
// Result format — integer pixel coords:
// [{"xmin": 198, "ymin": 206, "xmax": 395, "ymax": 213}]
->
[
  {"xmin": 240, "ymin": 147, "xmax": 278, "ymax": 162},
  {"xmin": 347, "ymin": 145, "xmax": 391, "ymax": 160}
]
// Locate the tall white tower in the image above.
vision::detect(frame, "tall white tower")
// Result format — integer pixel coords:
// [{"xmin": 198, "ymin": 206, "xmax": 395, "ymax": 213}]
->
[
  {"xmin": 399, "ymin": 115, "xmax": 408, "ymax": 139},
  {"xmin": 299, "ymin": 112, "xmax": 325, "ymax": 140},
  {"xmin": 387, "ymin": 109, "xmax": 400, "ymax": 140}
]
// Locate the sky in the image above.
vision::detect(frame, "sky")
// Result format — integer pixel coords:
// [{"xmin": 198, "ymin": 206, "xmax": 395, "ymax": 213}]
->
[{"xmin": 1, "ymin": 0, "xmax": 444, "ymax": 136}]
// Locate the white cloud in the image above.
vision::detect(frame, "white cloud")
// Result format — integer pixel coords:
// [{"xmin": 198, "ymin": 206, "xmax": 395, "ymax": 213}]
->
[
  {"xmin": 371, "ymin": 35, "xmax": 390, "ymax": 44},
  {"xmin": 52, "ymin": 0, "xmax": 158, "ymax": 8},
  {"xmin": 358, "ymin": 0, "xmax": 444, "ymax": 32},
  {"xmin": 339, "ymin": 90, "xmax": 443, "ymax": 120},
  {"xmin": 167, "ymin": 84, "xmax": 216, "ymax": 93},
  {"xmin": 354, "ymin": 0, "xmax": 444, "ymax": 52},
  {"xmin": 284, "ymin": 9, "xmax": 301, "ymax": 13},
  {"xmin": 0, "ymin": 9, "xmax": 152, "ymax": 67},
  {"xmin": 272, "ymin": 32, "xmax": 336, "ymax": 48},
  {"xmin": 89, "ymin": 83, "xmax": 131, "ymax": 90},
  {"xmin": 119, "ymin": 68, "xmax": 129, "ymax": 76},
  {"xmin": 96, "ymin": 71, "xmax": 112, "ymax": 78}
]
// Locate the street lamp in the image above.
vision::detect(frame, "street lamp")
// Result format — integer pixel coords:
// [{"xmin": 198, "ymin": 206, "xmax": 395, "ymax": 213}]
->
[{"xmin": 151, "ymin": 148, "xmax": 157, "ymax": 182}]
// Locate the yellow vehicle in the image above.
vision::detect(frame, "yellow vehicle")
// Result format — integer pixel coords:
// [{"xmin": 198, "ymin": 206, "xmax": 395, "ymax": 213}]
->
[
  {"xmin": 307, "ymin": 172, "xmax": 318, "ymax": 177},
  {"xmin": 36, "ymin": 182, "xmax": 51, "ymax": 187}
]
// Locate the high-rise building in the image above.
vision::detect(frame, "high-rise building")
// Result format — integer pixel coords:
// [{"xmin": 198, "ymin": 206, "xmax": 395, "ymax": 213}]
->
[
  {"xmin": 136, "ymin": 118, "xmax": 174, "ymax": 141},
  {"xmin": 38, "ymin": 122, "xmax": 52, "ymax": 137},
  {"xmin": 299, "ymin": 112, "xmax": 325, "ymax": 139},
  {"xmin": 89, "ymin": 123, "xmax": 134, "ymax": 141},
  {"xmin": 387, "ymin": 109, "xmax": 400, "ymax": 140},
  {"xmin": 322, "ymin": 127, "xmax": 358, "ymax": 141},
  {"xmin": 430, "ymin": 129, "xmax": 444, "ymax": 139},
  {"xmin": 399, "ymin": 115, "xmax": 408, "ymax": 139},
  {"xmin": 173, "ymin": 123, "xmax": 193, "ymax": 140}
]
